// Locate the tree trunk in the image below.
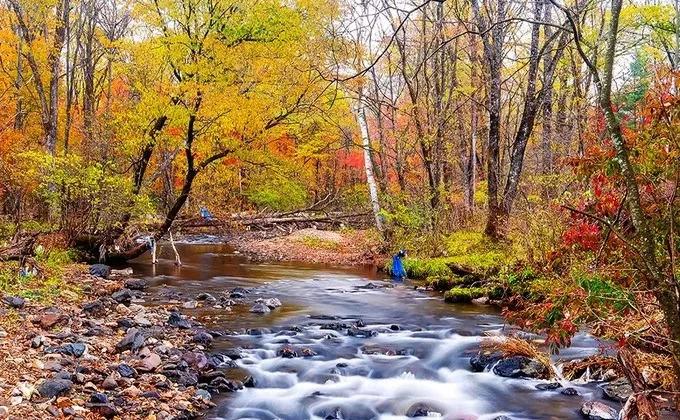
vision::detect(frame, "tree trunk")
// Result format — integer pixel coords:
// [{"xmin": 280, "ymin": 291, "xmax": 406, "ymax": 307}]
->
[{"xmin": 355, "ymin": 96, "xmax": 384, "ymax": 233}]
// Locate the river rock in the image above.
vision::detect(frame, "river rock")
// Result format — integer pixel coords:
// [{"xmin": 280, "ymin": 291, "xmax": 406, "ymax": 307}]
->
[
  {"xmin": 137, "ymin": 352, "xmax": 162, "ymax": 372},
  {"xmin": 37, "ymin": 311, "xmax": 69, "ymax": 329},
  {"xmin": 561, "ymin": 387, "xmax": 579, "ymax": 396},
  {"xmin": 257, "ymin": 298, "xmax": 282, "ymax": 309},
  {"xmin": 229, "ymin": 287, "xmax": 250, "ymax": 298},
  {"xmin": 38, "ymin": 378, "xmax": 73, "ymax": 398},
  {"xmin": 117, "ymin": 363, "xmax": 137, "ymax": 378},
  {"xmin": 47, "ymin": 342, "xmax": 86, "ymax": 357},
  {"xmin": 124, "ymin": 278, "xmax": 148, "ymax": 290},
  {"xmin": 277, "ymin": 345, "xmax": 298, "ymax": 358},
  {"xmin": 4, "ymin": 295, "xmax": 25, "ymax": 309},
  {"xmin": 580, "ymin": 401, "xmax": 618, "ymax": 420},
  {"xmin": 115, "ymin": 327, "xmax": 145, "ymax": 353},
  {"xmin": 492, "ymin": 356, "xmax": 547, "ymax": 379},
  {"xmin": 192, "ymin": 331, "xmax": 213, "ymax": 346},
  {"xmin": 82, "ymin": 300, "xmax": 104, "ymax": 315},
  {"xmin": 112, "ymin": 289, "xmax": 133, "ymax": 305},
  {"xmin": 535, "ymin": 382, "xmax": 562, "ymax": 391},
  {"xmin": 196, "ymin": 293, "xmax": 216, "ymax": 302},
  {"xmin": 600, "ymin": 378, "xmax": 632, "ymax": 402},
  {"xmin": 406, "ymin": 402, "xmax": 442, "ymax": 417},
  {"xmin": 101, "ymin": 374, "xmax": 118, "ymax": 390},
  {"xmin": 249, "ymin": 303, "xmax": 271, "ymax": 314},
  {"xmin": 183, "ymin": 300, "xmax": 198, "ymax": 309},
  {"xmin": 89, "ymin": 264, "xmax": 111, "ymax": 278},
  {"xmin": 470, "ymin": 351, "xmax": 503, "ymax": 372},
  {"xmin": 168, "ymin": 312, "xmax": 192, "ymax": 329}
]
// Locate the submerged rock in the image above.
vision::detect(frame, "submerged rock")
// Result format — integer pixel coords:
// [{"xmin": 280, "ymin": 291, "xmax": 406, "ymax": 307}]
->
[
  {"xmin": 580, "ymin": 401, "xmax": 618, "ymax": 420},
  {"xmin": 561, "ymin": 387, "xmax": 579, "ymax": 396},
  {"xmin": 535, "ymin": 382, "xmax": 562, "ymax": 391},
  {"xmin": 600, "ymin": 378, "xmax": 632, "ymax": 403},
  {"xmin": 492, "ymin": 356, "xmax": 547, "ymax": 379}
]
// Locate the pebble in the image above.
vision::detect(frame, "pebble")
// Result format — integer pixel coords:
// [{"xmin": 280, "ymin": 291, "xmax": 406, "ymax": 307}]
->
[
  {"xmin": 0, "ymin": 406, "xmax": 7, "ymax": 418},
  {"xmin": 183, "ymin": 300, "xmax": 198, "ymax": 309},
  {"xmin": 37, "ymin": 378, "xmax": 73, "ymax": 398},
  {"xmin": 102, "ymin": 374, "xmax": 118, "ymax": 390}
]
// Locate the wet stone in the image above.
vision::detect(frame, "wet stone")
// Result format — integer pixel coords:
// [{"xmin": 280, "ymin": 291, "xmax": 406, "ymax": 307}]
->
[
  {"xmin": 580, "ymin": 401, "xmax": 618, "ymax": 420},
  {"xmin": 277, "ymin": 345, "xmax": 298, "ymax": 358},
  {"xmin": 124, "ymin": 278, "xmax": 148, "ymax": 290},
  {"xmin": 561, "ymin": 387, "xmax": 579, "ymax": 396},
  {"xmin": 601, "ymin": 378, "xmax": 633, "ymax": 403},
  {"xmin": 492, "ymin": 356, "xmax": 547, "ymax": 379},
  {"xmin": 82, "ymin": 300, "xmax": 104, "ymax": 314},
  {"xmin": 406, "ymin": 402, "xmax": 441, "ymax": 417},
  {"xmin": 470, "ymin": 351, "xmax": 503, "ymax": 372},
  {"xmin": 535, "ymin": 382, "xmax": 562, "ymax": 391}
]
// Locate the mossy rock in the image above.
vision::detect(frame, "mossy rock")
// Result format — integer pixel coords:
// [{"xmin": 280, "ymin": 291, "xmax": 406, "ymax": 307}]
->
[
  {"xmin": 427, "ymin": 275, "xmax": 465, "ymax": 291},
  {"xmin": 444, "ymin": 287, "xmax": 486, "ymax": 303}
]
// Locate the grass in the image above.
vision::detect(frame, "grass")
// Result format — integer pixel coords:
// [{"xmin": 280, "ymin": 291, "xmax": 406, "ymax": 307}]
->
[
  {"xmin": 0, "ymin": 247, "xmax": 81, "ymax": 305},
  {"xmin": 481, "ymin": 337, "xmax": 555, "ymax": 378}
]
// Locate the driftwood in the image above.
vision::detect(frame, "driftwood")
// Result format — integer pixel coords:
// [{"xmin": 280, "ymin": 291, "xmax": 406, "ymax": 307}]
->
[{"xmin": 0, "ymin": 233, "xmax": 38, "ymax": 261}]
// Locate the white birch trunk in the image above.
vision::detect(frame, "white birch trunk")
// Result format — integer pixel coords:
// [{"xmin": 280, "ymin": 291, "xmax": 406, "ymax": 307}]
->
[{"xmin": 355, "ymin": 95, "xmax": 384, "ymax": 233}]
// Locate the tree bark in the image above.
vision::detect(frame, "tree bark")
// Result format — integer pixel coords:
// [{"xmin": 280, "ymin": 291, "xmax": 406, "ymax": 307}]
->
[{"xmin": 355, "ymin": 95, "xmax": 384, "ymax": 233}]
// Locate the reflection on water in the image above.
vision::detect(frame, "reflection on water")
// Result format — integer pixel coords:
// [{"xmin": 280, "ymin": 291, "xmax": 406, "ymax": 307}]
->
[{"xmin": 130, "ymin": 238, "xmax": 614, "ymax": 420}]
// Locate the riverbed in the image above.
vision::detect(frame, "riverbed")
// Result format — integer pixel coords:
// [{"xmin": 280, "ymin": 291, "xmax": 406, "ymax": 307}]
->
[{"xmin": 128, "ymin": 237, "xmax": 615, "ymax": 420}]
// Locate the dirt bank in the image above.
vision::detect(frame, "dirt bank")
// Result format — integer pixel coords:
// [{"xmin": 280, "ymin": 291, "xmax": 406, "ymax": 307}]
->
[{"xmin": 229, "ymin": 228, "xmax": 385, "ymax": 266}]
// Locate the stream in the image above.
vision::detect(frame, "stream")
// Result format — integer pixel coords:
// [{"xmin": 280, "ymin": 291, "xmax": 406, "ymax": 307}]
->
[{"xmin": 128, "ymin": 237, "xmax": 614, "ymax": 420}]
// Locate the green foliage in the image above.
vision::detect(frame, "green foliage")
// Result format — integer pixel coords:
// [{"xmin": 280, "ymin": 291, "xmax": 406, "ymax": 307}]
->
[
  {"xmin": 0, "ymin": 248, "xmax": 76, "ymax": 304},
  {"xmin": 575, "ymin": 271, "xmax": 632, "ymax": 311},
  {"xmin": 400, "ymin": 258, "xmax": 452, "ymax": 279},
  {"xmin": 245, "ymin": 175, "xmax": 308, "ymax": 211}
]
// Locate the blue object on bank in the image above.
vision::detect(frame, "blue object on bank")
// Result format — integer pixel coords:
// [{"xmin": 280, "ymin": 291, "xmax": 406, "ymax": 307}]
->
[
  {"xmin": 391, "ymin": 250, "xmax": 407, "ymax": 280},
  {"xmin": 200, "ymin": 207, "xmax": 214, "ymax": 221}
]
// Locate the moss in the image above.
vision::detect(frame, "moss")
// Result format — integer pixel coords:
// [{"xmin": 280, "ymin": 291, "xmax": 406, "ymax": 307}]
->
[
  {"xmin": 444, "ymin": 287, "xmax": 486, "ymax": 303},
  {"xmin": 401, "ymin": 258, "xmax": 453, "ymax": 279},
  {"xmin": 427, "ymin": 275, "xmax": 466, "ymax": 291}
]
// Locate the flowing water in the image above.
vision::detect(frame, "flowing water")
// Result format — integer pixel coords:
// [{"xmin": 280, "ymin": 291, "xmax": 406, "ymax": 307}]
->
[{"xmin": 129, "ymin": 237, "xmax": 614, "ymax": 420}]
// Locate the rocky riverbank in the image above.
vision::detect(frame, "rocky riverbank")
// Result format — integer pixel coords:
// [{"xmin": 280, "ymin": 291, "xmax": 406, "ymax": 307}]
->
[{"xmin": 0, "ymin": 264, "xmax": 253, "ymax": 419}]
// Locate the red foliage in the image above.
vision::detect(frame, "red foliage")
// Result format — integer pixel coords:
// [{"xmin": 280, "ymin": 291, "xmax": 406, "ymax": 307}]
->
[{"xmin": 562, "ymin": 221, "xmax": 601, "ymax": 251}]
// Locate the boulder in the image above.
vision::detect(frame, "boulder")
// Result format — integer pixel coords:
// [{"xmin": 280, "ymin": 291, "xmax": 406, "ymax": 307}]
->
[
  {"xmin": 561, "ymin": 387, "xmax": 579, "ymax": 396},
  {"xmin": 600, "ymin": 378, "xmax": 632, "ymax": 403},
  {"xmin": 492, "ymin": 356, "xmax": 547, "ymax": 379},
  {"xmin": 580, "ymin": 401, "xmax": 618, "ymax": 420},
  {"xmin": 257, "ymin": 298, "xmax": 282, "ymax": 309},
  {"xmin": 249, "ymin": 303, "xmax": 271, "ymax": 314},
  {"xmin": 277, "ymin": 345, "xmax": 298, "ymax": 358},
  {"xmin": 89, "ymin": 264, "xmax": 111, "ymax": 279},
  {"xmin": 37, "ymin": 379, "xmax": 73, "ymax": 398}
]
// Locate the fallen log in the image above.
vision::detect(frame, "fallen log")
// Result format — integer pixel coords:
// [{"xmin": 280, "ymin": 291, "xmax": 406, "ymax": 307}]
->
[
  {"xmin": 177, "ymin": 212, "xmax": 370, "ymax": 228},
  {"xmin": 0, "ymin": 233, "xmax": 38, "ymax": 261}
]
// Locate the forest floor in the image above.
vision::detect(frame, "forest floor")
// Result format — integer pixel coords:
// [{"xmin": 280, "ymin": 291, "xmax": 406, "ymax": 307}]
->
[
  {"xmin": 228, "ymin": 228, "xmax": 385, "ymax": 266},
  {"xmin": 0, "ymin": 265, "xmax": 233, "ymax": 419}
]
